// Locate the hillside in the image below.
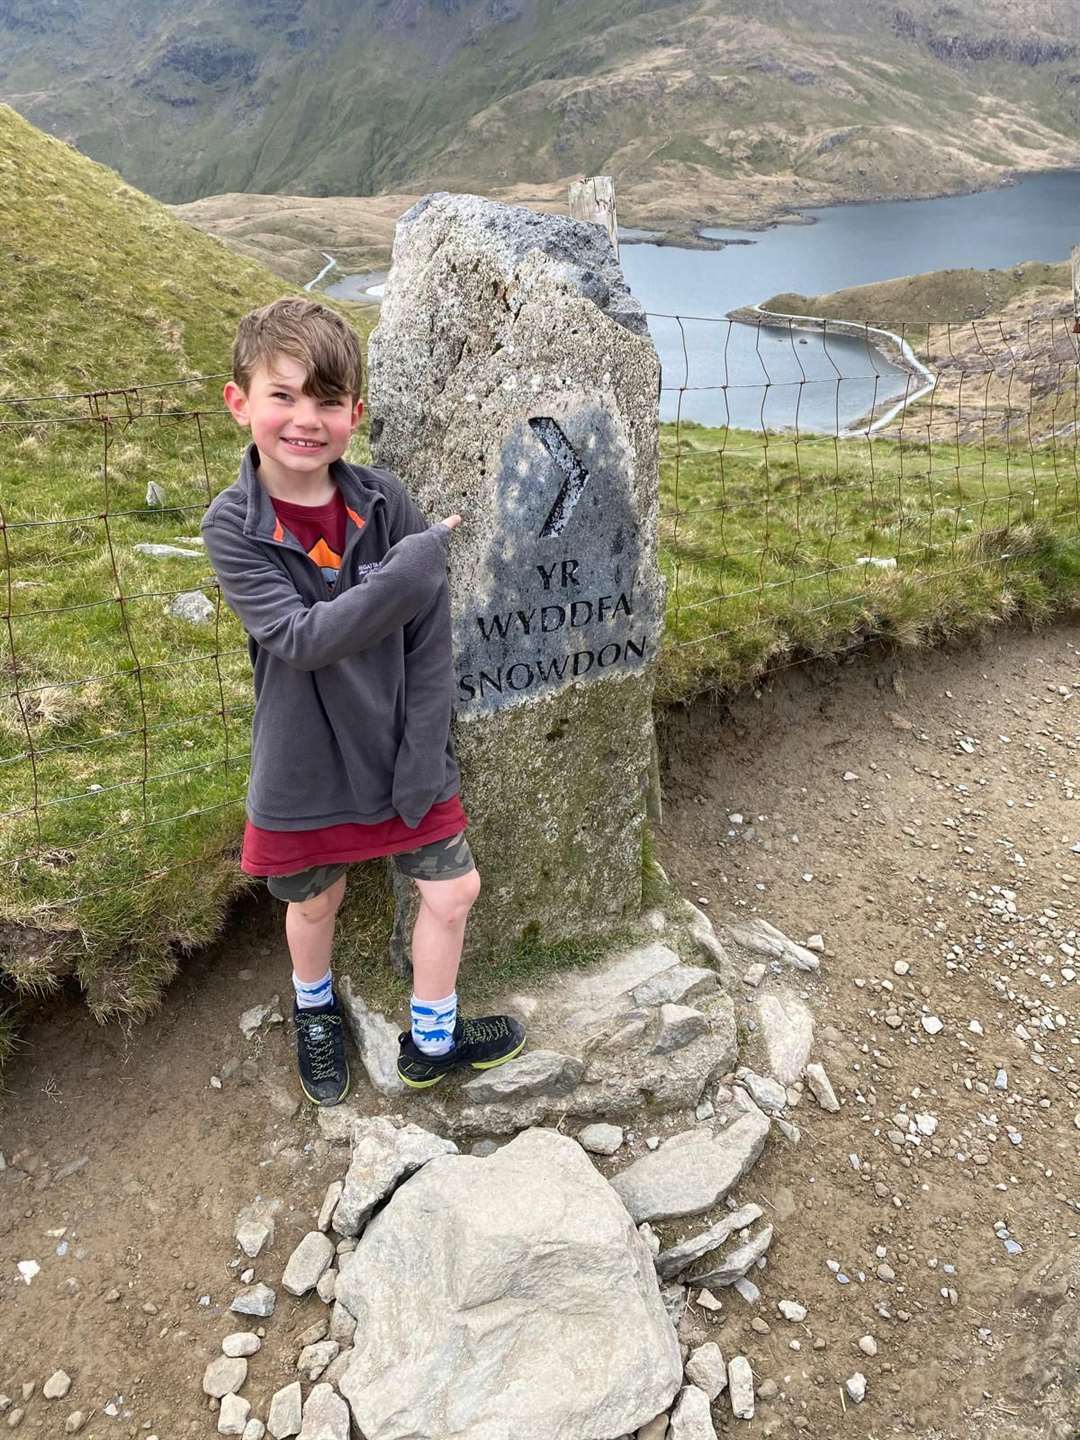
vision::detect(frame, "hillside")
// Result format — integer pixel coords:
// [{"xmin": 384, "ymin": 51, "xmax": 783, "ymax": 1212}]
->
[
  {"xmin": 0, "ymin": 105, "xmax": 293, "ymax": 394},
  {"xmin": 4, "ymin": 0, "xmax": 1080, "ymax": 234}
]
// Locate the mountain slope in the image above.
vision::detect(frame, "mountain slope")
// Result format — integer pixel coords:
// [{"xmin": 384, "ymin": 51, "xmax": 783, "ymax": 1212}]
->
[
  {"xmin": 3, "ymin": 0, "xmax": 1080, "ymax": 225},
  {"xmin": 0, "ymin": 103, "xmax": 289, "ymax": 393}
]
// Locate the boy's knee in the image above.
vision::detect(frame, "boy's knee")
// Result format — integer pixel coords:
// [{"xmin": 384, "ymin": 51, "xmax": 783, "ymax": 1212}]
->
[
  {"xmin": 421, "ymin": 867, "xmax": 480, "ymax": 925},
  {"xmin": 290, "ymin": 877, "xmax": 345, "ymax": 925}
]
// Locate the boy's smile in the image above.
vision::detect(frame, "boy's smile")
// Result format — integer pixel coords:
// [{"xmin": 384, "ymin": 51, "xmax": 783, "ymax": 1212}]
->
[{"xmin": 223, "ymin": 355, "xmax": 364, "ymax": 500}]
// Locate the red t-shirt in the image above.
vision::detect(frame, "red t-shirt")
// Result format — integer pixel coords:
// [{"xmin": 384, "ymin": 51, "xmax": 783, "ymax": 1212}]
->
[{"xmin": 240, "ymin": 489, "xmax": 467, "ymax": 877}]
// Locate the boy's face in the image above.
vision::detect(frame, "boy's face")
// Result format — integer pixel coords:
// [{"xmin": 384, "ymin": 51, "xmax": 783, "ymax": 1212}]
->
[{"xmin": 223, "ymin": 355, "xmax": 363, "ymax": 488}]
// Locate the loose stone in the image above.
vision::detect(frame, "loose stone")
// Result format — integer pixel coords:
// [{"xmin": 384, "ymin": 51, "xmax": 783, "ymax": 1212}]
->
[
  {"xmin": 655, "ymin": 1203, "xmax": 763, "ymax": 1280},
  {"xmin": 242, "ymin": 1422, "xmax": 265, "ymax": 1440},
  {"xmin": 298, "ymin": 1384, "xmax": 349, "ymax": 1439},
  {"xmin": 203, "ymin": 1356, "xmax": 248, "ymax": 1399},
  {"xmin": 846, "ymin": 1373, "xmax": 867, "ymax": 1403},
  {"xmin": 316, "ymin": 1269, "xmax": 337, "ymax": 1304},
  {"xmin": 217, "ymin": 1393, "xmax": 251, "ymax": 1435},
  {"xmin": 727, "ymin": 1356, "xmax": 755, "ymax": 1419},
  {"xmin": 317, "ymin": 1181, "xmax": 343, "ymax": 1232},
  {"xmin": 735, "ymin": 1068, "xmax": 787, "ymax": 1114},
  {"xmin": 805, "ymin": 1062, "xmax": 840, "ymax": 1112},
  {"xmin": 282, "ymin": 1232, "xmax": 335, "ymax": 1297},
  {"xmin": 667, "ymin": 1385, "xmax": 717, "ymax": 1439},
  {"xmin": 578, "ymin": 1123, "xmax": 624, "ymax": 1156},
  {"xmin": 684, "ymin": 1342, "xmax": 727, "ymax": 1399},
  {"xmin": 921, "ymin": 1016, "xmax": 944, "ymax": 1035},
  {"xmin": 333, "ymin": 1119, "xmax": 457, "ymax": 1235},
  {"xmin": 231, "ymin": 1284, "xmax": 275, "ymax": 1318},
  {"xmin": 858, "ymin": 1336, "xmax": 878, "ymax": 1356},
  {"xmin": 296, "ymin": 1340, "xmax": 339, "ymax": 1382},
  {"xmin": 778, "ymin": 1300, "xmax": 807, "ymax": 1322},
  {"xmin": 652, "ymin": 1004, "xmax": 709, "ymax": 1055},
  {"xmin": 743, "ymin": 964, "xmax": 767, "ymax": 988},
  {"xmin": 685, "ymin": 1225, "xmax": 774, "ymax": 1289},
  {"xmin": 267, "ymin": 1382, "xmax": 302, "ymax": 1440},
  {"xmin": 223, "ymin": 1334, "xmax": 261, "ymax": 1358},
  {"xmin": 43, "ymin": 1371, "xmax": 71, "ymax": 1400},
  {"xmin": 756, "ymin": 1379, "xmax": 778, "ymax": 1400},
  {"xmin": 64, "ymin": 1415, "xmax": 86, "ymax": 1434}
]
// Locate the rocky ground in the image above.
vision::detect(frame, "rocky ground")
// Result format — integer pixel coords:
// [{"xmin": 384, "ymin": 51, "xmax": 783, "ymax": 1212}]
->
[{"xmin": 1, "ymin": 621, "xmax": 1079, "ymax": 1438}]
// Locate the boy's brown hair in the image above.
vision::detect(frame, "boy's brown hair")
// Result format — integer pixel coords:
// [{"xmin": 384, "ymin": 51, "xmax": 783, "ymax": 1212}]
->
[{"xmin": 232, "ymin": 297, "xmax": 364, "ymax": 402}]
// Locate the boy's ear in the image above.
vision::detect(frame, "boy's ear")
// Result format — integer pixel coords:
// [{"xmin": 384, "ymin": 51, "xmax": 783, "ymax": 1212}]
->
[
  {"xmin": 350, "ymin": 398, "xmax": 364, "ymax": 430},
  {"xmin": 223, "ymin": 380, "xmax": 250, "ymax": 427}
]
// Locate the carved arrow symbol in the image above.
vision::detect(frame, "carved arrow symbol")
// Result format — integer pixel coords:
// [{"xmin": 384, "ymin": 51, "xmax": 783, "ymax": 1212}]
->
[{"xmin": 528, "ymin": 416, "xmax": 592, "ymax": 539}]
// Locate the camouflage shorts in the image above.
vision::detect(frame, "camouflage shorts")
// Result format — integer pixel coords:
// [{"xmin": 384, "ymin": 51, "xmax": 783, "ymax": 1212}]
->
[{"xmin": 266, "ymin": 831, "xmax": 475, "ymax": 903}]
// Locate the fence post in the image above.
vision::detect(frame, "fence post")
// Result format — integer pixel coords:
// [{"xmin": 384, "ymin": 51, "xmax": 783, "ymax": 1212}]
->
[
  {"xmin": 368, "ymin": 193, "xmax": 663, "ymax": 963},
  {"xmin": 1073, "ymin": 245, "xmax": 1080, "ymax": 357},
  {"xmin": 568, "ymin": 176, "xmax": 619, "ymax": 259}
]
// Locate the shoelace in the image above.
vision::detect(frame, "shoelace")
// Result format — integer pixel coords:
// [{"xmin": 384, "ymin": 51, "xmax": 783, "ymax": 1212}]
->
[
  {"xmin": 299, "ymin": 1013, "xmax": 342, "ymax": 1082},
  {"xmin": 461, "ymin": 1016, "xmax": 510, "ymax": 1045}
]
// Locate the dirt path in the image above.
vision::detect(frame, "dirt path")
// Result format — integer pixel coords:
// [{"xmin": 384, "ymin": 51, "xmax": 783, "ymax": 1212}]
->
[
  {"xmin": 2, "ymin": 622, "xmax": 1079, "ymax": 1437},
  {"xmin": 659, "ymin": 621, "xmax": 1080, "ymax": 1439}
]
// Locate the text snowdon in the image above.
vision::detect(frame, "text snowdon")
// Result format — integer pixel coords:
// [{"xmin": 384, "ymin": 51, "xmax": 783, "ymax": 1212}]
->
[{"xmin": 458, "ymin": 634, "xmax": 647, "ymax": 702}]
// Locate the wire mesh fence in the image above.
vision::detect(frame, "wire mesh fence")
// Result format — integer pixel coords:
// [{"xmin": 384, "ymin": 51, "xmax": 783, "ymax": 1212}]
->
[{"xmin": 1, "ymin": 309, "xmax": 1078, "ymax": 1005}]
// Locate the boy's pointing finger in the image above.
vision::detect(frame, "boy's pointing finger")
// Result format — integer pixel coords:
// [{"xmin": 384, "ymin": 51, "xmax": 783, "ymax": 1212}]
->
[{"xmin": 439, "ymin": 514, "xmax": 462, "ymax": 531}]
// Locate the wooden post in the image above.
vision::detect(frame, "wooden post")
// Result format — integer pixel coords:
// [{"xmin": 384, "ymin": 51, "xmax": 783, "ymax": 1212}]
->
[
  {"xmin": 1072, "ymin": 245, "xmax": 1080, "ymax": 359},
  {"xmin": 568, "ymin": 176, "xmax": 619, "ymax": 259}
]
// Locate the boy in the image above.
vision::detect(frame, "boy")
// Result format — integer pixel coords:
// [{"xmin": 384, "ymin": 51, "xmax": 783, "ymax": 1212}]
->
[{"xmin": 202, "ymin": 296, "xmax": 526, "ymax": 1105}]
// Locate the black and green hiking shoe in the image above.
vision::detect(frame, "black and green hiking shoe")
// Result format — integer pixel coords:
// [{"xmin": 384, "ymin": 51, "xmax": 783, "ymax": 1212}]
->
[
  {"xmin": 294, "ymin": 995, "xmax": 351, "ymax": 1106},
  {"xmin": 397, "ymin": 1013, "xmax": 526, "ymax": 1090}
]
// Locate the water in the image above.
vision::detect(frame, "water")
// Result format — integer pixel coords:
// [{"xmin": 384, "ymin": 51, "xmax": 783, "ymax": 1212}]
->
[
  {"xmin": 326, "ymin": 170, "xmax": 1080, "ymax": 431},
  {"xmin": 622, "ymin": 168, "xmax": 1080, "ymax": 431}
]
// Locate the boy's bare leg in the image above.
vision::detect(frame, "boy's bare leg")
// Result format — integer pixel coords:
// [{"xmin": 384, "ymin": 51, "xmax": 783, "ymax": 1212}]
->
[
  {"xmin": 410, "ymin": 870, "xmax": 481, "ymax": 1000},
  {"xmin": 285, "ymin": 874, "xmax": 347, "ymax": 984}
]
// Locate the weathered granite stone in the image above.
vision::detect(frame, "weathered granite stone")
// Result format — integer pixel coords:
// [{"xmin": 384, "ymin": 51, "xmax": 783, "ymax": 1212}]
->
[
  {"xmin": 337, "ymin": 977, "xmax": 406, "ymax": 1097},
  {"xmin": 369, "ymin": 193, "xmax": 664, "ymax": 959},
  {"xmin": 668, "ymin": 1385, "xmax": 717, "ymax": 1440},
  {"xmin": 578, "ymin": 1122, "xmax": 624, "ymax": 1155},
  {"xmin": 217, "ymin": 1394, "xmax": 251, "ymax": 1436},
  {"xmin": 655, "ymin": 1203, "xmax": 764, "ymax": 1280},
  {"xmin": 317, "ymin": 1181, "xmax": 343, "ymax": 1233},
  {"xmin": 333, "ymin": 1118, "xmax": 457, "ymax": 1236},
  {"xmin": 611, "ymin": 1097, "xmax": 771, "ymax": 1223},
  {"xmin": 805, "ymin": 1061, "xmax": 840, "ymax": 1112},
  {"xmin": 652, "ymin": 1004, "xmax": 709, "ymax": 1055},
  {"xmin": 230, "ymin": 1283, "xmax": 275, "ymax": 1318},
  {"xmin": 420, "ymin": 988, "xmax": 737, "ymax": 1137},
  {"xmin": 329, "ymin": 1299, "xmax": 357, "ymax": 1345},
  {"xmin": 267, "ymin": 1382, "xmax": 302, "ymax": 1440},
  {"xmin": 281, "ymin": 1232, "xmax": 335, "ymax": 1297},
  {"xmin": 337, "ymin": 1128, "xmax": 680, "ymax": 1439},
  {"xmin": 632, "ymin": 964, "xmax": 718, "ymax": 1008},
  {"xmin": 204, "ymin": 1355, "xmax": 249, "ymax": 1398},
  {"xmin": 756, "ymin": 991, "xmax": 814, "ymax": 1086},
  {"xmin": 296, "ymin": 1340, "xmax": 339, "ymax": 1382},
  {"xmin": 726, "ymin": 918, "xmax": 820, "ymax": 972},
  {"xmin": 223, "ymin": 1334, "xmax": 261, "ymax": 1358},
  {"xmin": 685, "ymin": 1224, "xmax": 774, "ymax": 1289},
  {"xmin": 298, "ymin": 1384, "xmax": 349, "ymax": 1440},
  {"xmin": 735, "ymin": 1067, "xmax": 787, "ymax": 1114},
  {"xmin": 242, "ymin": 1421, "xmax": 265, "ymax": 1440},
  {"xmin": 169, "ymin": 589, "xmax": 215, "ymax": 625},
  {"xmin": 685, "ymin": 1343, "xmax": 727, "ymax": 1400},
  {"xmin": 727, "ymin": 1357, "xmax": 755, "ymax": 1420},
  {"xmin": 322, "ymin": 1346, "xmax": 354, "ymax": 1387},
  {"xmin": 459, "ymin": 1049, "xmax": 583, "ymax": 1102}
]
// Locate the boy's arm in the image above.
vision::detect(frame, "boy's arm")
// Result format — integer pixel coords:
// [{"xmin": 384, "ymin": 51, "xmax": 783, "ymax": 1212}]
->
[
  {"xmin": 393, "ymin": 581, "xmax": 454, "ymax": 827},
  {"xmin": 202, "ymin": 514, "xmax": 452, "ymax": 671}
]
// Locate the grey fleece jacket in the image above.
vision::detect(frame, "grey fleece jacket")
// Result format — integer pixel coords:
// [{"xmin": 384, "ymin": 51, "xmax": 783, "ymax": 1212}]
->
[{"xmin": 201, "ymin": 444, "xmax": 460, "ymax": 831}]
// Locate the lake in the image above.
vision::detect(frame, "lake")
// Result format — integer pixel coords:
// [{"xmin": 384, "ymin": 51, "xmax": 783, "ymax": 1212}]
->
[{"xmin": 327, "ymin": 170, "xmax": 1080, "ymax": 432}]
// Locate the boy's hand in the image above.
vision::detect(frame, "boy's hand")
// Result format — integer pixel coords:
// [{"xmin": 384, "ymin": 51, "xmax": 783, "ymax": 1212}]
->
[{"xmin": 440, "ymin": 514, "xmax": 462, "ymax": 531}]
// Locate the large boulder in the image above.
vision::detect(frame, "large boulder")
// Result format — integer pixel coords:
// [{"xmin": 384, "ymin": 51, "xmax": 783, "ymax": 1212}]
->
[{"xmin": 336, "ymin": 1128, "xmax": 681, "ymax": 1439}]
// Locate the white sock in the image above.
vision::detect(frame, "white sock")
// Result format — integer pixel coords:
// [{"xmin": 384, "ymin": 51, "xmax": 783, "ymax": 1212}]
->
[
  {"xmin": 410, "ymin": 991, "xmax": 457, "ymax": 1056},
  {"xmin": 293, "ymin": 969, "xmax": 333, "ymax": 1010}
]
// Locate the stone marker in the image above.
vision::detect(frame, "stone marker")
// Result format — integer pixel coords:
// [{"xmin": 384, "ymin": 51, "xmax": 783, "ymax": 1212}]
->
[
  {"xmin": 337, "ymin": 1128, "xmax": 681, "ymax": 1438},
  {"xmin": 368, "ymin": 193, "xmax": 664, "ymax": 958}
]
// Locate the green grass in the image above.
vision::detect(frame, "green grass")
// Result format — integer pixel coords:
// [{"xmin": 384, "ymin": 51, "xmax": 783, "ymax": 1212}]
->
[{"xmin": 654, "ymin": 422, "xmax": 1080, "ymax": 703}]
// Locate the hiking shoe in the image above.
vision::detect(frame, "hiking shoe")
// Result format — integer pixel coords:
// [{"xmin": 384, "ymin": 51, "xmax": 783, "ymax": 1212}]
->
[
  {"xmin": 397, "ymin": 1013, "xmax": 526, "ymax": 1090},
  {"xmin": 294, "ymin": 995, "xmax": 350, "ymax": 1106}
]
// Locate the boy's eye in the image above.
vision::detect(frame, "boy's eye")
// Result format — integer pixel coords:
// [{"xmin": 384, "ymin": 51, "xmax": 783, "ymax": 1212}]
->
[{"xmin": 271, "ymin": 391, "xmax": 292, "ymax": 401}]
